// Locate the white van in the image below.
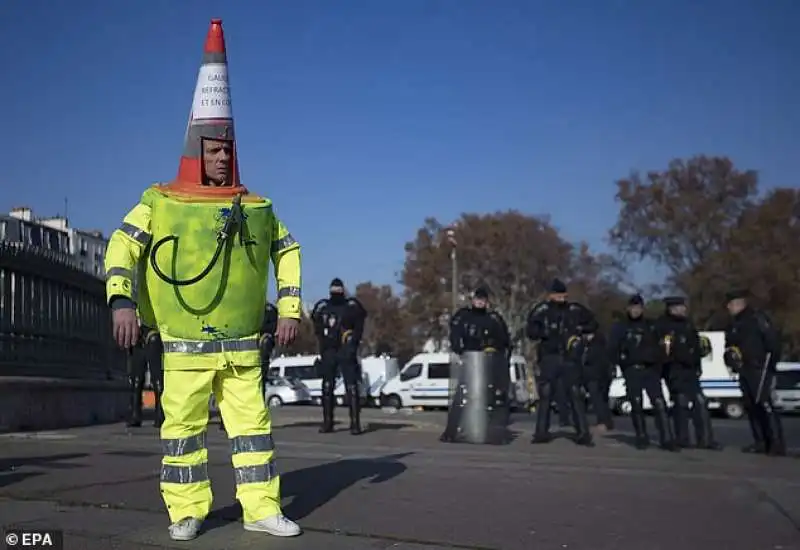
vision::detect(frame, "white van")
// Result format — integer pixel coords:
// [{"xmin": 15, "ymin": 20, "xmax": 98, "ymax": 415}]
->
[
  {"xmin": 774, "ymin": 362, "xmax": 800, "ymax": 412},
  {"xmin": 608, "ymin": 331, "xmax": 744, "ymax": 418},
  {"xmin": 379, "ymin": 352, "xmax": 531, "ymax": 410},
  {"xmin": 360, "ymin": 355, "xmax": 401, "ymax": 407},
  {"xmin": 268, "ymin": 354, "xmax": 330, "ymax": 405},
  {"xmin": 269, "ymin": 353, "xmax": 396, "ymax": 407}
]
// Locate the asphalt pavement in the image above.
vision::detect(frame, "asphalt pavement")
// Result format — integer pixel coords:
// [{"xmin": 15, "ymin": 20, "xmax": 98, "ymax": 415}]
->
[{"xmin": 1, "ymin": 407, "xmax": 799, "ymax": 550}]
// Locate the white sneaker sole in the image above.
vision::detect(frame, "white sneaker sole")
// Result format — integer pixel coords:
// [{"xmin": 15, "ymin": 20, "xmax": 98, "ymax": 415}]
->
[
  {"xmin": 243, "ymin": 523, "xmax": 302, "ymax": 537},
  {"xmin": 169, "ymin": 532, "xmax": 199, "ymax": 542}
]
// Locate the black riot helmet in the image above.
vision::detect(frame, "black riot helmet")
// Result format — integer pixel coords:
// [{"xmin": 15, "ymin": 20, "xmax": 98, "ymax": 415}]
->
[
  {"xmin": 548, "ymin": 278, "xmax": 568, "ymax": 303},
  {"xmin": 471, "ymin": 285, "xmax": 490, "ymax": 310},
  {"xmin": 725, "ymin": 289, "xmax": 748, "ymax": 316},
  {"xmin": 329, "ymin": 278, "xmax": 345, "ymax": 301},
  {"xmin": 627, "ymin": 294, "xmax": 644, "ymax": 319},
  {"xmin": 663, "ymin": 296, "xmax": 687, "ymax": 318}
]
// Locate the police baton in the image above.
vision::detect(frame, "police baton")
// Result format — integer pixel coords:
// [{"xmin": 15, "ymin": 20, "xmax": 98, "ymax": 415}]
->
[{"xmin": 754, "ymin": 353, "xmax": 772, "ymax": 404}]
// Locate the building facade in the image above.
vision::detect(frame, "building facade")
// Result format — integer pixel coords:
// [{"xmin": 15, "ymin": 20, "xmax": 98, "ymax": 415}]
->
[{"xmin": 0, "ymin": 207, "xmax": 108, "ymax": 278}]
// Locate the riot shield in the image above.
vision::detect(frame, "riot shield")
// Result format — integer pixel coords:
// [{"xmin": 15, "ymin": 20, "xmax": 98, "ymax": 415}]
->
[{"xmin": 447, "ymin": 351, "xmax": 511, "ymax": 444}]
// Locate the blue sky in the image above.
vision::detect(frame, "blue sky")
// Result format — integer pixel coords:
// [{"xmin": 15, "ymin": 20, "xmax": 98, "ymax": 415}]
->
[{"xmin": 2, "ymin": 0, "xmax": 798, "ymax": 300}]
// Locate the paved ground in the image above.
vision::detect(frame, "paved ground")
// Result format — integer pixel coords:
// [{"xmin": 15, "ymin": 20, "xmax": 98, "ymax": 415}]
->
[{"xmin": 1, "ymin": 408, "xmax": 799, "ymax": 550}]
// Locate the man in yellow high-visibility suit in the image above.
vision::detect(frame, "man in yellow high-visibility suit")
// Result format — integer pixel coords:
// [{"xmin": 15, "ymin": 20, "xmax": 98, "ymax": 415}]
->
[{"xmin": 104, "ymin": 19, "xmax": 303, "ymax": 542}]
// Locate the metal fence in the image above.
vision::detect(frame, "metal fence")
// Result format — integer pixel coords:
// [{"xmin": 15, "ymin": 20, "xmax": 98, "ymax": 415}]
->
[{"xmin": 0, "ymin": 243, "xmax": 125, "ymax": 380}]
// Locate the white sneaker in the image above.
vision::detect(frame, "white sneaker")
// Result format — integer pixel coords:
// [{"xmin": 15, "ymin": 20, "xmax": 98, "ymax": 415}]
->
[
  {"xmin": 243, "ymin": 514, "xmax": 302, "ymax": 537},
  {"xmin": 169, "ymin": 517, "xmax": 203, "ymax": 541}
]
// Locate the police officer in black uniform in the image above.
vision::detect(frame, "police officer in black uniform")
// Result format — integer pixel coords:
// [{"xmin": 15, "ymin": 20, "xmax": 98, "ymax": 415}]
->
[
  {"xmin": 608, "ymin": 294, "xmax": 676, "ymax": 451},
  {"xmin": 127, "ymin": 324, "xmax": 164, "ymax": 428},
  {"xmin": 440, "ymin": 286, "xmax": 511, "ymax": 443},
  {"xmin": 723, "ymin": 289, "xmax": 786, "ymax": 456},
  {"xmin": 526, "ymin": 279, "xmax": 596, "ymax": 446},
  {"xmin": 657, "ymin": 297, "xmax": 721, "ymax": 450},
  {"xmin": 311, "ymin": 278, "xmax": 368, "ymax": 435},
  {"xmin": 581, "ymin": 330, "xmax": 615, "ymax": 432}
]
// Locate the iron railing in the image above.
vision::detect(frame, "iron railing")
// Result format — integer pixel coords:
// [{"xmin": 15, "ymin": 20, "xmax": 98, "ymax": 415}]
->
[{"xmin": 0, "ymin": 243, "xmax": 125, "ymax": 380}]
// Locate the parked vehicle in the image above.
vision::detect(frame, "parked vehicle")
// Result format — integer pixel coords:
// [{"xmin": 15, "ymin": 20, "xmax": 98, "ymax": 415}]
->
[
  {"xmin": 263, "ymin": 375, "xmax": 312, "ymax": 408},
  {"xmin": 360, "ymin": 355, "xmax": 401, "ymax": 407},
  {"xmin": 379, "ymin": 352, "xmax": 531, "ymax": 410},
  {"xmin": 268, "ymin": 354, "xmax": 327, "ymax": 405},
  {"xmin": 774, "ymin": 362, "xmax": 800, "ymax": 413}
]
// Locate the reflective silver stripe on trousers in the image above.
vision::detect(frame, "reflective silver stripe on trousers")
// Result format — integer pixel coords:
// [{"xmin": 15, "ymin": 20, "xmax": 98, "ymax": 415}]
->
[
  {"xmin": 162, "ymin": 338, "xmax": 260, "ymax": 354},
  {"xmin": 106, "ymin": 267, "xmax": 132, "ymax": 280},
  {"xmin": 271, "ymin": 234, "xmax": 297, "ymax": 254},
  {"xmin": 162, "ymin": 432, "xmax": 207, "ymax": 457},
  {"xmin": 234, "ymin": 461, "xmax": 279, "ymax": 485},
  {"xmin": 277, "ymin": 286, "xmax": 301, "ymax": 299},
  {"xmin": 230, "ymin": 434, "xmax": 275, "ymax": 454},
  {"xmin": 118, "ymin": 222, "xmax": 151, "ymax": 246},
  {"xmin": 161, "ymin": 463, "xmax": 209, "ymax": 484}
]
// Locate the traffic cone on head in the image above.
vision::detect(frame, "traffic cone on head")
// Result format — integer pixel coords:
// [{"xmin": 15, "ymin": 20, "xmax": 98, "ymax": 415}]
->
[{"xmin": 165, "ymin": 18, "xmax": 246, "ymax": 198}]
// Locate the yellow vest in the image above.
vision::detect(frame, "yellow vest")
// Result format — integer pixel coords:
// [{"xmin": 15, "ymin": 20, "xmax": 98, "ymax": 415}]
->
[{"xmin": 142, "ymin": 186, "xmax": 272, "ymax": 370}]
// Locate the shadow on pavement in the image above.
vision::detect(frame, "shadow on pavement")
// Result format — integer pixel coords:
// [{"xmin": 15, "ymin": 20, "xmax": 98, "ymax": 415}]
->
[
  {"xmin": 605, "ymin": 433, "xmax": 645, "ymax": 449},
  {"xmin": 0, "ymin": 453, "xmax": 89, "ymax": 489},
  {"xmin": 203, "ymin": 452, "xmax": 413, "ymax": 532},
  {"xmin": 440, "ymin": 429, "xmax": 519, "ymax": 446}
]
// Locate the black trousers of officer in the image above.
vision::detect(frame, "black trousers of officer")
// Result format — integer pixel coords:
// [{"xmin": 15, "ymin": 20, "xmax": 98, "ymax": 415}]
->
[
  {"xmin": 623, "ymin": 364, "xmax": 675, "ymax": 449},
  {"xmin": 739, "ymin": 366, "xmax": 786, "ymax": 455},
  {"xmin": 583, "ymin": 365, "xmax": 614, "ymax": 430},
  {"xmin": 127, "ymin": 332, "xmax": 164, "ymax": 428},
  {"xmin": 554, "ymin": 378, "xmax": 572, "ymax": 427},
  {"xmin": 318, "ymin": 347, "xmax": 362, "ymax": 434},
  {"xmin": 666, "ymin": 365, "xmax": 717, "ymax": 448},
  {"xmin": 534, "ymin": 355, "xmax": 591, "ymax": 443}
]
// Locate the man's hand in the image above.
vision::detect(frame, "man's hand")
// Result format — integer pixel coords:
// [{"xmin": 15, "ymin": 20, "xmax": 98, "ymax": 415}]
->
[
  {"xmin": 275, "ymin": 318, "xmax": 299, "ymax": 347},
  {"xmin": 112, "ymin": 308, "xmax": 140, "ymax": 349}
]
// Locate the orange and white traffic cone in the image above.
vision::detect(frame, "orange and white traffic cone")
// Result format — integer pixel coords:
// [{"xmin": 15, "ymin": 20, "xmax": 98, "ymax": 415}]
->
[{"xmin": 165, "ymin": 18, "xmax": 245, "ymax": 198}]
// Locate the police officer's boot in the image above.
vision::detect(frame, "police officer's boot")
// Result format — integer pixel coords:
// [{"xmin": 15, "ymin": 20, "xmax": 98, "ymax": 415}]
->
[
  {"xmin": 568, "ymin": 385, "xmax": 594, "ymax": 447},
  {"xmin": 630, "ymin": 397, "xmax": 649, "ymax": 450},
  {"xmin": 765, "ymin": 405, "xmax": 787, "ymax": 457},
  {"xmin": 740, "ymin": 405, "xmax": 766, "ymax": 453},
  {"xmin": 653, "ymin": 399, "xmax": 678, "ymax": 452},
  {"xmin": 319, "ymin": 380, "xmax": 335, "ymax": 434},
  {"xmin": 532, "ymin": 383, "xmax": 553, "ymax": 444},
  {"xmin": 347, "ymin": 384, "xmax": 362, "ymax": 435},
  {"xmin": 127, "ymin": 375, "xmax": 144, "ymax": 428},
  {"xmin": 672, "ymin": 395, "xmax": 691, "ymax": 448},
  {"xmin": 692, "ymin": 395, "xmax": 721, "ymax": 450},
  {"xmin": 152, "ymin": 377, "xmax": 165, "ymax": 428}
]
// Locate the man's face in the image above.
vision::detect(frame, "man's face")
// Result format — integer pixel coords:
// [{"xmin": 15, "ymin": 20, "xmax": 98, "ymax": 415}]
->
[
  {"xmin": 472, "ymin": 296, "xmax": 488, "ymax": 309},
  {"xmin": 202, "ymin": 139, "xmax": 233, "ymax": 186},
  {"xmin": 628, "ymin": 304, "xmax": 643, "ymax": 318},
  {"xmin": 550, "ymin": 293, "xmax": 567, "ymax": 303},
  {"xmin": 727, "ymin": 298, "xmax": 746, "ymax": 316},
  {"xmin": 669, "ymin": 304, "xmax": 688, "ymax": 317}
]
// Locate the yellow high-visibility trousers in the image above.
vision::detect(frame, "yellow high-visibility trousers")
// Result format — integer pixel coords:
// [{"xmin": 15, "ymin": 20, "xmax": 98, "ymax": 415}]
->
[{"xmin": 159, "ymin": 366, "xmax": 282, "ymax": 524}]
